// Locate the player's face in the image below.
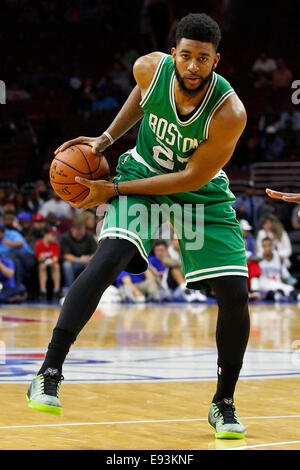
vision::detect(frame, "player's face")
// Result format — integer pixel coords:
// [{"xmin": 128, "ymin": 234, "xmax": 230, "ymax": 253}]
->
[{"xmin": 172, "ymin": 39, "xmax": 220, "ymax": 97}]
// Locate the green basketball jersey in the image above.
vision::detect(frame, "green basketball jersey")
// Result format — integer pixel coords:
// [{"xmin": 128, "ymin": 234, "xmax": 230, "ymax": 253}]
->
[{"xmin": 134, "ymin": 54, "xmax": 235, "ymax": 176}]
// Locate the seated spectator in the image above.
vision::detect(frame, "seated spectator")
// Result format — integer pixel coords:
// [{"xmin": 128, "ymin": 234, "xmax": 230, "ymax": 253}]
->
[
  {"xmin": 272, "ymin": 58, "xmax": 293, "ymax": 88},
  {"xmin": 116, "ymin": 270, "xmax": 159, "ymax": 303},
  {"xmin": 60, "ymin": 218, "xmax": 97, "ymax": 294},
  {"xmin": 40, "ymin": 191, "xmax": 73, "ymax": 221},
  {"xmin": 233, "ymin": 181, "xmax": 265, "ymax": 232},
  {"xmin": 258, "ymin": 238, "xmax": 299, "ymax": 301},
  {"xmin": 35, "ymin": 227, "xmax": 60, "ymax": 301},
  {"xmin": 1, "ymin": 212, "xmax": 32, "ymax": 250},
  {"xmin": 149, "ymin": 240, "xmax": 206, "ymax": 302},
  {"xmin": 1, "ymin": 207, "xmax": 19, "ymax": 230},
  {"xmin": 240, "ymin": 219, "xmax": 261, "ymax": 300},
  {"xmin": 0, "ymin": 254, "xmax": 27, "ymax": 303},
  {"xmin": 0, "ymin": 219, "xmax": 35, "ymax": 285},
  {"xmin": 149, "ymin": 240, "xmax": 180, "ymax": 300},
  {"xmin": 291, "ymin": 205, "xmax": 300, "ymax": 229},
  {"xmin": 256, "ymin": 214, "xmax": 294, "ymax": 285}
]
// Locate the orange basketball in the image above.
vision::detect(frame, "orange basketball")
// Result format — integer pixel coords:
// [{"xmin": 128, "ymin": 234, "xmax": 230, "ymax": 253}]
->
[{"xmin": 49, "ymin": 144, "xmax": 110, "ymax": 203}]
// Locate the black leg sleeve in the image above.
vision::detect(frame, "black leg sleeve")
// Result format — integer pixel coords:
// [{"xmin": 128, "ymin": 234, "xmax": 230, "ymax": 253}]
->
[
  {"xmin": 208, "ymin": 275, "xmax": 250, "ymax": 402},
  {"xmin": 57, "ymin": 237, "xmax": 138, "ymax": 336}
]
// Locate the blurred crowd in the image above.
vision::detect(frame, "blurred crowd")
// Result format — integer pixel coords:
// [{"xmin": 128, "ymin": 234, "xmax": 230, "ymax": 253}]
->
[{"xmin": 1, "ymin": 178, "xmax": 300, "ymax": 305}]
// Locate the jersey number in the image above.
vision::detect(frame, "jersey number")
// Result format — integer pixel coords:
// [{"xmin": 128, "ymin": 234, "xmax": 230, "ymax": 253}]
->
[{"xmin": 153, "ymin": 137, "xmax": 175, "ymax": 170}]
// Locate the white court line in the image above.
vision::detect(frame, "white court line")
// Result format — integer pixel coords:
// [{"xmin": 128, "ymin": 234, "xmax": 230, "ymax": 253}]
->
[
  {"xmin": 229, "ymin": 440, "xmax": 300, "ymax": 450},
  {"xmin": 1, "ymin": 414, "xmax": 300, "ymax": 430}
]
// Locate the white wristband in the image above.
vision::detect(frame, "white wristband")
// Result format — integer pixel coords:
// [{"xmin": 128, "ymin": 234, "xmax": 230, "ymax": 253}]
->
[{"xmin": 103, "ymin": 131, "xmax": 114, "ymax": 145}]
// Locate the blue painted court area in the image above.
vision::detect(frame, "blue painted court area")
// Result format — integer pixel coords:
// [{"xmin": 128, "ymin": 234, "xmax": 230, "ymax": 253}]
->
[{"xmin": 1, "ymin": 347, "xmax": 300, "ymax": 383}]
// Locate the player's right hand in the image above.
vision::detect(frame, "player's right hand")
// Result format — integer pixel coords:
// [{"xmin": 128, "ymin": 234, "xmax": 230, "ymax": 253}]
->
[{"xmin": 54, "ymin": 134, "xmax": 112, "ymax": 155}]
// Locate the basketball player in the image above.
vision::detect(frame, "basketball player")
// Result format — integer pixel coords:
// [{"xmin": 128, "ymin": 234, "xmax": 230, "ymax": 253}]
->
[{"xmin": 27, "ymin": 13, "xmax": 249, "ymax": 439}]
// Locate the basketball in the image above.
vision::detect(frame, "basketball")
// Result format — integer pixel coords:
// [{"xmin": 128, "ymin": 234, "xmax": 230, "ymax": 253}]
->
[{"xmin": 49, "ymin": 144, "xmax": 110, "ymax": 203}]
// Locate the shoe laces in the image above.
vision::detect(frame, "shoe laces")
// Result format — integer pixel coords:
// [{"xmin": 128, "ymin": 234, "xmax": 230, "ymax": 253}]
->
[
  {"xmin": 214, "ymin": 399, "xmax": 238, "ymax": 424},
  {"xmin": 42, "ymin": 368, "xmax": 64, "ymax": 397}
]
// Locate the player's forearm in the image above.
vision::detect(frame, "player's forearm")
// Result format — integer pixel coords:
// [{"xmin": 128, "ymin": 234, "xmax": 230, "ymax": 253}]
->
[
  {"xmin": 105, "ymin": 85, "xmax": 144, "ymax": 142},
  {"xmin": 117, "ymin": 168, "xmax": 204, "ymax": 196}
]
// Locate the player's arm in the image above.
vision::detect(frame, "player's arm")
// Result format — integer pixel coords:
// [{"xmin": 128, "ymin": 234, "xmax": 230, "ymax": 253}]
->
[
  {"xmin": 72, "ymin": 95, "xmax": 247, "ymax": 209},
  {"xmin": 55, "ymin": 52, "xmax": 164, "ymax": 155}
]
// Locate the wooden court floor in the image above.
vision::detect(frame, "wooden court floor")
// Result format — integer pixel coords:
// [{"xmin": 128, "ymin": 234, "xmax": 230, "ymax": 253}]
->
[{"xmin": 0, "ymin": 302, "xmax": 300, "ymax": 450}]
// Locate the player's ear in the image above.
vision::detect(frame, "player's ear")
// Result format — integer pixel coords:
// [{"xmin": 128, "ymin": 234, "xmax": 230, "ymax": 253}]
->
[
  {"xmin": 171, "ymin": 47, "xmax": 176, "ymax": 62},
  {"xmin": 213, "ymin": 52, "xmax": 220, "ymax": 69}
]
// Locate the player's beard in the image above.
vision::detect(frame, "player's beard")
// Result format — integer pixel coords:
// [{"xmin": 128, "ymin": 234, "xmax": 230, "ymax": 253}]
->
[{"xmin": 174, "ymin": 61, "xmax": 214, "ymax": 97}]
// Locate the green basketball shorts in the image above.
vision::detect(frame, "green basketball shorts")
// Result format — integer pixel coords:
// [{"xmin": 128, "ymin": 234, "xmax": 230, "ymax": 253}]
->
[{"xmin": 98, "ymin": 151, "xmax": 248, "ymax": 290}]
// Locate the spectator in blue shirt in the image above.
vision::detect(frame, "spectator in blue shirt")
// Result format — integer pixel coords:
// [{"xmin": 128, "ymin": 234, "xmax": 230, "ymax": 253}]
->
[
  {"xmin": 0, "ymin": 213, "xmax": 34, "ymax": 255},
  {"xmin": 148, "ymin": 241, "xmax": 168, "ymax": 277},
  {"xmin": 0, "ymin": 218, "xmax": 35, "ymax": 285},
  {"xmin": 0, "ymin": 255, "xmax": 27, "ymax": 303},
  {"xmin": 149, "ymin": 240, "xmax": 207, "ymax": 302}
]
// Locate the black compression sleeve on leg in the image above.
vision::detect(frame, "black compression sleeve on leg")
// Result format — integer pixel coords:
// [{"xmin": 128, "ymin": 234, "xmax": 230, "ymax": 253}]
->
[
  {"xmin": 38, "ymin": 238, "xmax": 138, "ymax": 374},
  {"xmin": 57, "ymin": 237, "xmax": 138, "ymax": 336},
  {"xmin": 207, "ymin": 276, "xmax": 250, "ymax": 402}
]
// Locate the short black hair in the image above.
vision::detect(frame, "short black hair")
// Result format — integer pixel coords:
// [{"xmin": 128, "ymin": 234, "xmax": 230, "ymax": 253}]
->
[{"xmin": 176, "ymin": 13, "xmax": 221, "ymax": 51}]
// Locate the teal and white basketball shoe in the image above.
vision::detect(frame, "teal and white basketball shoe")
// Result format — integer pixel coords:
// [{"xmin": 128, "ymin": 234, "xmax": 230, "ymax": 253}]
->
[
  {"xmin": 208, "ymin": 398, "xmax": 246, "ymax": 439},
  {"xmin": 26, "ymin": 368, "xmax": 64, "ymax": 415}
]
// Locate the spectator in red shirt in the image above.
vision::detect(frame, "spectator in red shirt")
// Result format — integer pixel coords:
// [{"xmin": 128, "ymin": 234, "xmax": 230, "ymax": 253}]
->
[{"xmin": 35, "ymin": 227, "xmax": 60, "ymax": 301}]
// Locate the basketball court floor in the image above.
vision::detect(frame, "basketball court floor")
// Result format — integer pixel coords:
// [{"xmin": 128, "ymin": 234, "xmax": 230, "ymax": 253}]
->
[{"xmin": 0, "ymin": 301, "xmax": 300, "ymax": 450}]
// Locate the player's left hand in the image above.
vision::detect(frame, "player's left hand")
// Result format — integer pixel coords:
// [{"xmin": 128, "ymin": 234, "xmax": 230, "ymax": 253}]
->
[
  {"xmin": 69, "ymin": 177, "xmax": 115, "ymax": 209},
  {"xmin": 266, "ymin": 188, "xmax": 300, "ymax": 203}
]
